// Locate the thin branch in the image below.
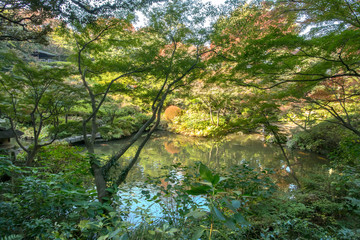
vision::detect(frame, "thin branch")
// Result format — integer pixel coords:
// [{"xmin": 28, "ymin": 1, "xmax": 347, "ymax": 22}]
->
[
  {"xmin": 338, "ymin": 43, "xmax": 359, "ymax": 76},
  {"xmin": 345, "ymin": 0, "xmax": 360, "ymax": 27},
  {"xmin": 83, "ymin": 67, "xmax": 146, "ymax": 124},
  {"xmin": 151, "ymin": 38, "xmax": 177, "ymax": 110},
  {"xmin": 298, "ymin": 49, "xmax": 340, "ymax": 63}
]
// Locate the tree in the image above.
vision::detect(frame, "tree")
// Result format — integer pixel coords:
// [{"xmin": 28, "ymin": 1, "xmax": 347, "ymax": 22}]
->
[
  {"xmin": 62, "ymin": 17, "xmax": 161, "ymax": 202},
  {"xmin": 56, "ymin": 0, "xmax": 215, "ymax": 203},
  {"xmin": 210, "ymin": 0, "xmax": 360, "ymax": 137},
  {"xmin": 104, "ymin": 0, "xmax": 215, "ymax": 186},
  {"xmin": 0, "ymin": 51, "xmax": 75, "ymax": 165},
  {"xmin": 186, "ymin": 81, "xmax": 241, "ymax": 127},
  {"xmin": 0, "ymin": 0, "xmax": 159, "ymax": 43},
  {"xmin": 0, "ymin": 0, "xmax": 57, "ymax": 43}
]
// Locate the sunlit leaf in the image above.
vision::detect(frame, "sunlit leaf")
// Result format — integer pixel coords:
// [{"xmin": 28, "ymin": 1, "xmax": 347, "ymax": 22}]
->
[
  {"xmin": 192, "ymin": 228, "xmax": 205, "ymax": 240},
  {"xmin": 199, "ymin": 163, "xmax": 213, "ymax": 183}
]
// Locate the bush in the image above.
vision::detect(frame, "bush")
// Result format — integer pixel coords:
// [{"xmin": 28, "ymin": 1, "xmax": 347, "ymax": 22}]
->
[
  {"xmin": 329, "ymin": 135, "xmax": 360, "ymax": 166},
  {"xmin": 99, "ymin": 112, "xmax": 149, "ymax": 140},
  {"xmin": 48, "ymin": 121, "xmax": 92, "ymax": 139},
  {"xmin": 98, "ymin": 125, "xmax": 124, "ymax": 140},
  {"xmin": 118, "ymin": 105, "xmax": 141, "ymax": 117},
  {"xmin": 287, "ymin": 121, "xmax": 358, "ymax": 155},
  {"xmin": 0, "ymin": 158, "xmax": 98, "ymax": 239},
  {"xmin": 164, "ymin": 105, "xmax": 182, "ymax": 122},
  {"xmin": 169, "ymin": 110, "xmax": 220, "ymax": 136},
  {"xmin": 35, "ymin": 142, "xmax": 89, "ymax": 178}
]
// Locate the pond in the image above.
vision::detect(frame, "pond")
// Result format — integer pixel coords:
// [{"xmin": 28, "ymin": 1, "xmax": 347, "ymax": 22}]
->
[
  {"xmin": 94, "ymin": 130, "xmax": 328, "ymax": 190},
  {"xmin": 93, "ymin": 131, "xmax": 329, "ymax": 223}
]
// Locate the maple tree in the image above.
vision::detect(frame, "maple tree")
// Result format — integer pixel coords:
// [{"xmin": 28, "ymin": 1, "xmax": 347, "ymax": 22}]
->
[
  {"xmin": 0, "ymin": 0, "xmax": 159, "ymax": 43},
  {"xmin": 0, "ymin": 51, "xmax": 75, "ymax": 165},
  {"xmin": 52, "ymin": 0, "xmax": 216, "ymax": 203},
  {"xmin": 210, "ymin": 0, "xmax": 360, "ymax": 137}
]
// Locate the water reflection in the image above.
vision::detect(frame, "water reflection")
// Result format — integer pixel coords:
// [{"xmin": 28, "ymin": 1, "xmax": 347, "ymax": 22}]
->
[{"xmin": 94, "ymin": 131, "xmax": 328, "ymax": 191}]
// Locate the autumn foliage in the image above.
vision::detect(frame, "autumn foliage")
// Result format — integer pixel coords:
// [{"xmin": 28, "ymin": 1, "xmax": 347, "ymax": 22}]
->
[
  {"xmin": 164, "ymin": 105, "xmax": 182, "ymax": 121},
  {"xmin": 164, "ymin": 141, "xmax": 180, "ymax": 154}
]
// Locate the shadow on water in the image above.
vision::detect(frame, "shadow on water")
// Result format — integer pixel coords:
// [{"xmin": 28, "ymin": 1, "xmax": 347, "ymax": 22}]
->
[
  {"xmin": 94, "ymin": 131, "xmax": 328, "ymax": 190},
  {"xmin": 93, "ymin": 131, "xmax": 329, "ymax": 224}
]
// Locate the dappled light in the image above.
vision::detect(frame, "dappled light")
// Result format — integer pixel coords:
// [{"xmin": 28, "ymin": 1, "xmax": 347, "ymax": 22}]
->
[{"xmin": 1, "ymin": 0, "xmax": 359, "ymax": 239}]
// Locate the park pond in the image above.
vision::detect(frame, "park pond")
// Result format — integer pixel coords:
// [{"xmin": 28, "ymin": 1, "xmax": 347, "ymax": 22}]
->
[{"xmin": 92, "ymin": 131, "xmax": 329, "ymax": 224}]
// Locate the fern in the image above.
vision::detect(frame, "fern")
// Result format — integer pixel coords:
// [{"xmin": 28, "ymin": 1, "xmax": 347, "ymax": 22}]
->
[{"xmin": 0, "ymin": 235, "xmax": 23, "ymax": 240}]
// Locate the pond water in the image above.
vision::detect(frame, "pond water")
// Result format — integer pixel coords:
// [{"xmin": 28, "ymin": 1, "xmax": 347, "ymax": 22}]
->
[
  {"xmin": 94, "ymin": 130, "xmax": 328, "ymax": 190},
  {"xmin": 93, "ymin": 131, "xmax": 329, "ymax": 223}
]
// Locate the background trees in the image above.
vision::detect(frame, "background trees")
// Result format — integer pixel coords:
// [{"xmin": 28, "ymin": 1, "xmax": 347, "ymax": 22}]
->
[
  {"xmin": 210, "ymin": 0, "xmax": 360, "ymax": 137},
  {"xmin": 49, "ymin": 0, "xmax": 217, "ymax": 203},
  {"xmin": 1, "ymin": 0, "xmax": 360, "ymax": 239},
  {"xmin": 0, "ymin": 0, "xmax": 158, "ymax": 44},
  {"xmin": 56, "ymin": 16, "xmax": 163, "ymax": 202},
  {"xmin": 0, "ymin": 51, "xmax": 74, "ymax": 165},
  {"xmin": 0, "ymin": 0, "xmax": 58, "ymax": 43}
]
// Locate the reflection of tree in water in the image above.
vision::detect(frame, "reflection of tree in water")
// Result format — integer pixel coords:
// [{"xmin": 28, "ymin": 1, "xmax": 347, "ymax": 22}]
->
[
  {"xmin": 164, "ymin": 141, "xmax": 180, "ymax": 154},
  {"xmin": 92, "ymin": 131, "xmax": 328, "ymax": 187}
]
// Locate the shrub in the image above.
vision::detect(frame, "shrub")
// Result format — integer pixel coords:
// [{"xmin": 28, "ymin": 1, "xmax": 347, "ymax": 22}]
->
[
  {"xmin": 36, "ymin": 143, "xmax": 89, "ymax": 178},
  {"xmin": 48, "ymin": 121, "xmax": 92, "ymax": 139},
  {"xmin": 98, "ymin": 113, "xmax": 149, "ymax": 140},
  {"xmin": 118, "ymin": 105, "xmax": 140, "ymax": 117},
  {"xmin": 0, "ymin": 159, "xmax": 98, "ymax": 239},
  {"xmin": 98, "ymin": 125, "xmax": 124, "ymax": 140},
  {"xmin": 168, "ymin": 110, "xmax": 218, "ymax": 136},
  {"xmin": 329, "ymin": 135, "xmax": 360, "ymax": 166},
  {"xmin": 287, "ymin": 121, "xmax": 358, "ymax": 155},
  {"xmin": 164, "ymin": 105, "xmax": 182, "ymax": 122}
]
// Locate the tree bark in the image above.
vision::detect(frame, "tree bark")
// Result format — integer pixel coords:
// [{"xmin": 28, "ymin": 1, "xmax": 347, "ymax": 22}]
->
[{"xmin": 26, "ymin": 148, "xmax": 37, "ymax": 166}]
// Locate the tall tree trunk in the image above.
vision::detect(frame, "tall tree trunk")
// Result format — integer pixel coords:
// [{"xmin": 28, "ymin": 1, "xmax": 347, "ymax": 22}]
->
[
  {"xmin": 85, "ymin": 106, "xmax": 112, "ymax": 203},
  {"xmin": 93, "ymin": 162, "xmax": 109, "ymax": 203},
  {"xmin": 26, "ymin": 148, "xmax": 37, "ymax": 166},
  {"xmin": 85, "ymin": 128, "xmax": 110, "ymax": 203}
]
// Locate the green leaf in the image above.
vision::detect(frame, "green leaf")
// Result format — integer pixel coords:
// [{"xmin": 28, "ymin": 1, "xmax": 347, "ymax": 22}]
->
[
  {"xmin": 218, "ymin": 177, "xmax": 229, "ymax": 183},
  {"xmin": 185, "ymin": 209, "xmax": 208, "ymax": 219},
  {"xmin": 224, "ymin": 218, "xmax": 237, "ymax": 230},
  {"xmin": 212, "ymin": 205, "xmax": 226, "ymax": 221},
  {"xmin": 212, "ymin": 174, "xmax": 220, "ymax": 185},
  {"xmin": 192, "ymin": 228, "xmax": 205, "ymax": 240},
  {"xmin": 231, "ymin": 200, "xmax": 241, "ymax": 209},
  {"xmin": 233, "ymin": 191, "xmax": 242, "ymax": 196},
  {"xmin": 167, "ymin": 228, "xmax": 178, "ymax": 234},
  {"xmin": 108, "ymin": 228, "xmax": 122, "ymax": 239},
  {"xmin": 234, "ymin": 213, "xmax": 248, "ymax": 224},
  {"xmin": 98, "ymin": 235, "xmax": 109, "ymax": 240},
  {"xmin": 78, "ymin": 220, "xmax": 90, "ymax": 229},
  {"xmin": 119, "ymin": 233, "xmax": 129, "ymax": 240},
  {"xmin": 187, "ymin": 185, "xmax": 211, "ymax": 195},
  {"xmin": 222, "ymin": 198, "xmax": 236, "ymax": 212},
  {"xmin": 199, "ymin": 181, "xmax": 213, "ymax": 186},
  {"xmin": 199, "ymin": 163, "xmax": 213, "ymax": 183}
]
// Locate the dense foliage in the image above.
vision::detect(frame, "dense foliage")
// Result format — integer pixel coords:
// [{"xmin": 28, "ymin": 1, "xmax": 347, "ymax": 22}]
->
[{"xmin": 0, "ymin": 0, "xmax": 359, "ymax": 239}]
